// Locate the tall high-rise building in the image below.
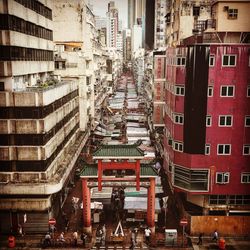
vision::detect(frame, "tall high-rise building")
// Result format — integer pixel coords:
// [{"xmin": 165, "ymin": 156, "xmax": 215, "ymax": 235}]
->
[
  {"xmin": 117, "ymin": 31, "xmax": 123, "ymax": 52},
  {"xmin": 154, "ymin": 0, "xmax": 167, "ymax": 49},
  {"xmin": 128, "ymin": 0, "xmax": 146, "ymax": 50},
  {"xmin": 106, "ymin": 1, "xmax": 119, "ymax": 48},
  {"xmin": 145, "ymin": 0, "xmax": 155, "ymax": 50},
  {"xmin": 123, "ymin": 29, "xmax": 132, "ymax": 61}
]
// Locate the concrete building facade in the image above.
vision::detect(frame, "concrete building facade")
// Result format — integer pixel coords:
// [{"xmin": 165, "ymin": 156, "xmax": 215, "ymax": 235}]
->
[
  {"xmin": 0, "ymin": 0, "xmax": 88, "ymax": 234},
  {"xmin": 154, "ymin": 0, "xmax": 167, "ymax": 49},
  {"xmin": 106, "ymin": 1, "xmax": 119, "ymax": 48}
]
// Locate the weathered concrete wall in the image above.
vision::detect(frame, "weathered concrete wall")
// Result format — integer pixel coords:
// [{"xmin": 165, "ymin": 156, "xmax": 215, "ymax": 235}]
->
[{"xmin": 190, "ymin": 216, "xmax": 250, "ymax": 236}]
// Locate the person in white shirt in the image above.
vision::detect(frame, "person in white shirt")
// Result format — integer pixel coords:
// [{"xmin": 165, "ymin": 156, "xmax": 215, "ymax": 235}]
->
[
  {"xmin": 73, "ymin": 231, "xmax": 78, "ymax": 246},
  {"xmin": 59, "ymin": 232, "xmax": 65, "ymax": 242},
  {"xmin": 144, "ymin": 227, "xmax": 151, "ymax": 244}
]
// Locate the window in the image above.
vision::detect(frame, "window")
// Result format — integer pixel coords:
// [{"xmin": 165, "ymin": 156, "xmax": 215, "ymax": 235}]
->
[
  {"xmin": 209, "ymin": 195, "xmax": 227, "ymax": 205},
  {"xmin": 222, "ymin": 55, "xmax": 236, "ymax": 66},
  {"xmin": 241, "ymin": 173, "xmax": 250, "ymax": 183},
  {"xmin": 175, "ymin": 86, "xmax": 185, "ymax": 96},
  {"xmin": 174, "ymin": 113, "xmax": 184, "ymax": 124},
  {"xmin": 245, "ymin": 116, "xmax": 250, "ymax": 127},
  {"xmin": 216, "ymin": 172, "xmax": 229, "ymax": 184},
  {"xmin": 86, "ymin": 76, "xmax": 91, "ymax": 85},
  {"xmin": 219, "ymin": 115, "xmax": 232, "ymax": 127},
  {"xmin": 55, "ymin": 61, "xmax": 65, "ymax": 70},
  {"xmin": 243, "ymin": 145, "xmax": 250, "ymax": 155},
  {"xmin": 205, "ymin": 144, "xmax": 210, "ymax": 155},
  {"xmin": 206, "ymin": 115, "xmax": 212, "ymax": 127},
  {"xmin": 220, "ymin": 86, "xmax": 234, "ymax": 97},
  {"xmin": 0, "ymin": 82, "xmax": 4, "ymax": 91},
  {"xmin": 208, "ymin": 86, "xmax": 213, "ymax": 97},
  {"xmin": 174, "ymin": 165, "xmax": 209, "ymax": 191},
  {"xmin": 193, "ymin": 6, "xmax": 200, "ymax": 16},
  {"xmin": 229, "ymin": 195, "xmax": 250, "ymax": 205},
  {"xmin": 247, "ymin": 86, "xmax": 250, "ymax": 97},
  {"xmin": 209, "ymin": 56, "xmax": 215, "ymax": 67},
  {"xmin": 176, "ymin": 57, "xmax": 186, "ymax": 66},
  {"xmin": 228, "ymin": 9, "xmax": 238, "ymax": 19},
  {"xmin": 217, "ymin": 144, "xmax": 231, "ymax": 155},
  {"xmin": 173, "ymin": 141, "xmax": 183, "ymax": 152}
]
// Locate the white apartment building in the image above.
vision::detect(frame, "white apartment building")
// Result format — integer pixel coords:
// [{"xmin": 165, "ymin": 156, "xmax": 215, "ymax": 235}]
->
[
  {"xmin": 0, "ymin": 0, "xmax": 86, "ymax": 234},
  {"xmin": 106, "ymin": 1, "xmax": 119, "ymax": 48},
  {"xmin": 132, "ymin": 24, "xmax": 143, "ymax": 53},
  {"xmin": 154, "ymin": 0, "xmax": 167, "ymax": 49},
  {"xmin": 165, "ymin": 0, "xmax": 211, "ymax": 46}
]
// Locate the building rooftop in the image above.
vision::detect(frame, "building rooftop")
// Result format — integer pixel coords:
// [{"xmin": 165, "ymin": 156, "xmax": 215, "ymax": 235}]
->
[{"xmin": 93, "ymin": 144, "xmax": 144, "ymax": 159}]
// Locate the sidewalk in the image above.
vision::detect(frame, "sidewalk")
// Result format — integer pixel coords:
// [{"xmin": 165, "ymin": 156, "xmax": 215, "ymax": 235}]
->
[
  {"xmin": 191, "ymin": 236, "xmax": 250, "ymax": 250},
  {"xmin": 2, "ymin": 233, "xmax": 250, "ymax": 249}
]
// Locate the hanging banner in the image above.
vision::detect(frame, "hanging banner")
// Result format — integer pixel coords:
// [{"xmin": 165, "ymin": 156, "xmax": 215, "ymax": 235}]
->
[
  {"xmin": 153, "ymin": 104, "xmax": 164, "ymax": 125},
  {"xmin": 154, "ymin": 56, "xmax": 166, "ymax": 80},
  {"xmin": 154, "ymin": 81, "xmax": 164, "ymax": 101}
]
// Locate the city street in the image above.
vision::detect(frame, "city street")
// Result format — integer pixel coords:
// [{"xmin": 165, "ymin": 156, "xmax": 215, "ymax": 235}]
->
[{"xmin": 0, "ymin": 0, "xmax": 250, "ymax": 249}]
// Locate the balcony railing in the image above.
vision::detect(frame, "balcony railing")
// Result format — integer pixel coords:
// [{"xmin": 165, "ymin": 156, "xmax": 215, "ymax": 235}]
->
[{"xmin": 193, "ymin": 19, "xmax": 216, "ymax": 34}]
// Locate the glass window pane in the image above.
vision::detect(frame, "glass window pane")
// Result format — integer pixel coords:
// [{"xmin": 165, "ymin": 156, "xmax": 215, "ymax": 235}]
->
[
  {"xmin": 223, "ymin": 56, "xmax": 229, "ymax": 65},
  {"xmin": 230, "ymin": 56, "xmax": 235, "ymax": 65}
]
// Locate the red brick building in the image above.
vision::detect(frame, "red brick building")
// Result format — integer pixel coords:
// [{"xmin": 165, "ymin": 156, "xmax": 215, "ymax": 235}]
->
[{"xmin": 163, "ymin": 44, "xmax": 250, "ymax": 215}]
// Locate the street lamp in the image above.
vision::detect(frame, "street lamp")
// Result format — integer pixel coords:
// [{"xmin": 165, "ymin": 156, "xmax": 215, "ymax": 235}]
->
[{"xmin": 162, "ymin": 196, "xmax": 169, "ymax": 228}]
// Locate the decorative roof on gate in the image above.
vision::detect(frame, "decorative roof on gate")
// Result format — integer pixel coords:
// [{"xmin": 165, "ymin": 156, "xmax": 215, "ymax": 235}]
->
[
  {"xmin": 93, "ymin": 144, "xmax": 144, "ymax": 159},
  {"xmin": 79, "ymin": 164, "xmax": 158, "ymax": 177}
]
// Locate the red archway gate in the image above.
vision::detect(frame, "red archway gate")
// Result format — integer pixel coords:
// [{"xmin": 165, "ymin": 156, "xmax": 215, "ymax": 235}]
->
[{"xmin": 80, "ymin": 144, "xmax": 158, "ymax": 233}]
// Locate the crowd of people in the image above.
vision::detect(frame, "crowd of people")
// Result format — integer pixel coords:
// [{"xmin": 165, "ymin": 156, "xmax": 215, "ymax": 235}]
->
[{"xmin": 42, "ymin": 230, "xmax": 87, "ymax": 248}]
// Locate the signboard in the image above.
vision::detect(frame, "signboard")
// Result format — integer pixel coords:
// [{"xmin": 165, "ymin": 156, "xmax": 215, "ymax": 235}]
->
[
  {"xmin": 87, "ymin": 181, "xmax": 150, "ymax": 187},
  {"xmin": 153, "ymin": 104, "xmax": 164, "ymax": 125},
  {"xmin": 154, "ymin": 56, "xmax": 166, "ymax": 80},
  {"xmin": 135, "ymin": 211, "xmax": 146, "ymax": 219},
  {"xmin": 154, "ymin": 81, "xmax": 164, "ymax": 101},
  {"xmin": 48, "ymin": 218, "xmax": 56, "ymax": 225},
  {"xmin": 180, "ymin": 218, "xmax": 188, "ymax": 226}
]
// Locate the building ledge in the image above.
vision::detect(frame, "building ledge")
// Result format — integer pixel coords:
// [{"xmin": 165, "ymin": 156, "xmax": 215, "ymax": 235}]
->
[{"xmin": 0, "ymin": 130, "xmax": 90, "ymax": 195}]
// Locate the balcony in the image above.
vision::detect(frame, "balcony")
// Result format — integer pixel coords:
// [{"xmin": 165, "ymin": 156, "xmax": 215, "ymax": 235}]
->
[{"xmin": 192, "ymin": 19, "xmax": 216, "ymax": 35}]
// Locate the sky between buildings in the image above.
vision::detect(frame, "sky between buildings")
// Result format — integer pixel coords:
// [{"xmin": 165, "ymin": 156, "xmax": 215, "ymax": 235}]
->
[{"xmin": 90, "ymin": 0, "xmax": 128, "ymax": 29}]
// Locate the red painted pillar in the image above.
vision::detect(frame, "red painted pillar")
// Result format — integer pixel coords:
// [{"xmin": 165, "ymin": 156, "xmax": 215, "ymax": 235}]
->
[
  {"xmin": 98, "ymin": 160, "xmax": 102, "ymax": 191},
  {"xmin": 82, "ymin": 178, "xmax": 91, "ymax": 232},
  {"xmin": 147, "ymin": 178, "xmax": 155, "ymax": 231},
  {"xmin": 136, "ymin": 160, "xmax": 140, "ymax": 191}
]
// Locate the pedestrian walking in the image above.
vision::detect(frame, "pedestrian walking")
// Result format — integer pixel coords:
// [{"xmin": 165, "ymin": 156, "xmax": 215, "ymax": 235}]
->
[
  {"xmin": 102, "ymin": 224, "xmax": 106, "ymax": 243},
  {"xmin": 131, "ymin": 228, "xmax": 137, "ymax": 244},
  {"xmin": 212, "ymin": 230, "xmax": 218, "ymax": 242},
  {"xmin": 73, "ymin": 231, "xmax": 78, "ymax": 247},
  {"xmin": 59, "ymin": 232, "xmax": 65, "ymax": 242},
  {"xmin": 18, "ymin": 224, "xmax": 24, "ymax": 236},
  {"xmin": 129, "ymin": 236, "xmax": 135, "ymax": 250},
  {"xmin": 44, "ymin": 232, "xmax": 52, "ymax": 247},
  {"xmin": 144, "ymin": 227, "xmax": 151, "ymax": 245},
  {"xmin": 197, "ymin": 233, "xmax": 203, "ymax": 245},
  {"xmin": 80, "ymin": 232, "xmax": 87, "ymax": 247}
]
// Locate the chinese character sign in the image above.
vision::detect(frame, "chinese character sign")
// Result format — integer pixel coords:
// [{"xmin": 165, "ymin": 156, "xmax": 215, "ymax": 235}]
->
[
  {"xmin": 154, "ymin": 56, "xmax": 166, "ymax": 79},
  {"xmin": 153, "ymin": 104, "xmax": 164, "ymax": 124},
  {"xmin": 154, "ymin": 82, "xmax": 164, "ymax": 101}
]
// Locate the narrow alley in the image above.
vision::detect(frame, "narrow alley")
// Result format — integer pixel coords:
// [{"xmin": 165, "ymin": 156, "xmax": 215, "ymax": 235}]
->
[{"xmin": 49, "ymin": 72, "xmax": 184, "ymax": 249}]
